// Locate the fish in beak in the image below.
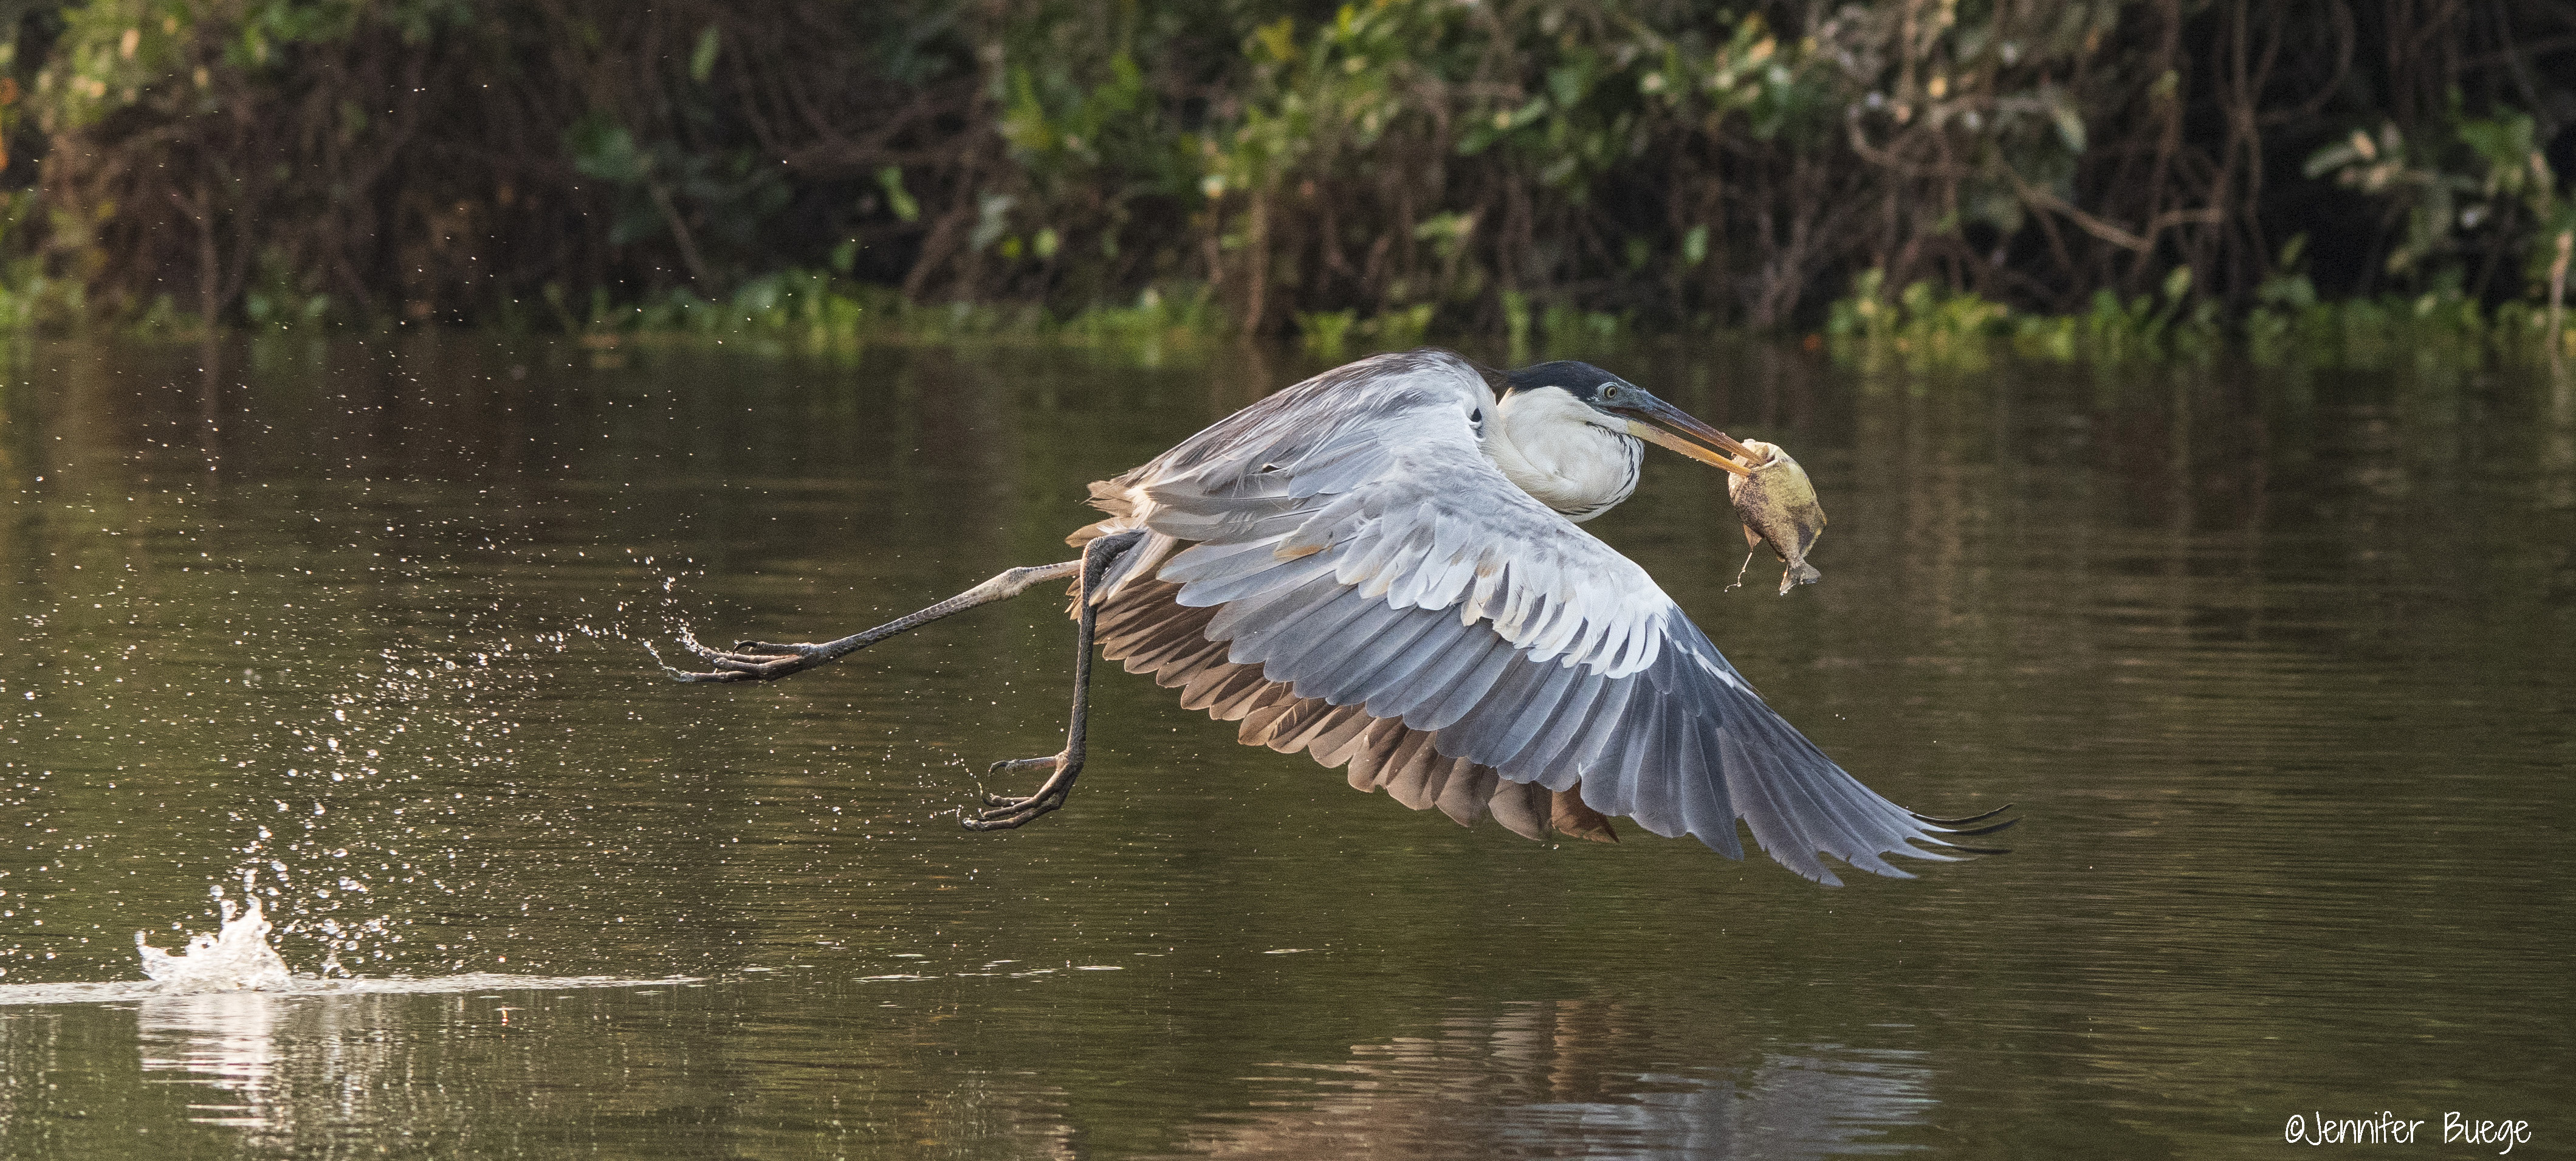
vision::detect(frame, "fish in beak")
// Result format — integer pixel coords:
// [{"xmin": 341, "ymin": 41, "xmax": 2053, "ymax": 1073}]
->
[
  {"xmin": 1725, "ymin": 440, "xmax": 1826, "ymax": 595},
  {"xmin": 1592, "ymin": 388, "xmax": 1827, "ymax": 592}
]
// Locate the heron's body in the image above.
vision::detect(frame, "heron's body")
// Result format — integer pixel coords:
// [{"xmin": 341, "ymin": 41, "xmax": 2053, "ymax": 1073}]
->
[
  {"xmin": 1058, "ymin": 350, "xmax": 1995, "ymax": 884},
  {"xmin": 675, "ymin": 349, "xmax": 2009, "ymax": 885}
]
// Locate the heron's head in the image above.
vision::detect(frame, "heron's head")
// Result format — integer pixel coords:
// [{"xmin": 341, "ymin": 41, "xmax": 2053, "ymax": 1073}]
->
[{"xmin": 1500, "ymin": 360, "xmax": 1757, "ymax": 477}]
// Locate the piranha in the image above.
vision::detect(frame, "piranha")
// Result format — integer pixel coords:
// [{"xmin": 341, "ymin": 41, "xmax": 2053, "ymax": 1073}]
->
[{"xmin": 1726, "ymin": 439, "xmax": 1826, "ymax": 596}]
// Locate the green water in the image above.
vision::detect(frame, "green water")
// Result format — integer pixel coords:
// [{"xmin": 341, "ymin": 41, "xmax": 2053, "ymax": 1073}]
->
[{"xmin": 0, "ymin": 336, "xmax": 2568, "ymax": 1158}]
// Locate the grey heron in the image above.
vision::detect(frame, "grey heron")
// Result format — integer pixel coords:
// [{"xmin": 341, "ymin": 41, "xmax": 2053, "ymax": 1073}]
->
[{"xmin": 670, "ymin": 350, "xmax": 2011, "ymax": 884}]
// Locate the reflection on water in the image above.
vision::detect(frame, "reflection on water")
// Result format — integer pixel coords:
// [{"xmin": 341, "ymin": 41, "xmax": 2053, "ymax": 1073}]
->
[
  {"xmin": 137, "ymin": 991, "xmax": 286, "ymax": 1129},
  {"xmin": 1174, "ymin": 1001, "xmax": 1928, "ymax": 1159},
  {"xmin": 0, "ymin": 336, "xmax": 2569, "ymax": 1157}
]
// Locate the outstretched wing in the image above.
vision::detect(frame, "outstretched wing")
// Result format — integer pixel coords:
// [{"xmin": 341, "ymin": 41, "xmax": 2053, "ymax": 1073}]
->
[{"xmin": 1085, "ymin": 350, "xmax": 2004, "ymax": 884}]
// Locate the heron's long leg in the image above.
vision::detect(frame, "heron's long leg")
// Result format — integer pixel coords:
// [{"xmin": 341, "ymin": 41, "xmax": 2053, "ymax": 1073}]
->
[
  {"xmin": 661, "ymin": 559, "xmax": 1082, "ymax": 683},
  {"xmin": 964, "ymin": 529, "xmax": 1144, "ymax": 832}
]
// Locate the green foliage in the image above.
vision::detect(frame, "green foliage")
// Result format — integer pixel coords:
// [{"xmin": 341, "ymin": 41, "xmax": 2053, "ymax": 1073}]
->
[
  {"xmin": 1296, "ymin": 308, "xmax": 1356, "ymax": 359},
  {"xmin": 874, "ymin": 167, "xmax": 919, "ymax": 224},
  {"xmin": 2306, "ymin": 101, "xmax": 2574, "ymax": 302},
  {"xmin": 1500, "ymin": 289, "xmax": 1533, "ymax": 362},
  {"xmin": 687, "ymin": 24, "xmax": 720, "ymax": 84},
  {"xmin": 1826, "ymin": 243, "xmax": 2572, "ymax": 371},
  {"xmin": 1826, "ymin": 269, "xmax": 2013, "ymax": 370},
  {"xmin": 500, "ymin": 269, "xmax": 1231, "ymax": 370},
  {"xmin": 1538, "ymin": 303, "xmax": 1629, "ymax": 356},
  {"xmin": 0, "ymin": 0, "xmax": 2569, "ymax": 359},
  {"xmin": 562, "ymin": 111, "xmax": 789, "ymax": 281},
  {"xmin": 36, "ymin": 0, "xmax": 198, "ymax": 129},
  {"xmin": 1821, "ymin": 0, "xmax": 2125, "ymax": 249},
  {"xmin": 34, "ymin": 0, "xmax": 470, "ymax": 129},
  {"xmin": 1053, "ymin": 283, "xmax": 1224, "ymax": 364},
  {"xmin": 1201, "ymin": 3, "xmax": 1435, "ymax": 202},
  {"xmin": 1371, "ymin": 301, "xmax": 1433, "ymax": 349},
  {"xmin": 0, "ymin": 190, "xmax": 89, "ymax": 331},
  {"xmin": 2240, "ymin": 275, "xmax": 2564, "ymax": 370},
  {"xmin": 241, "ymin": 244, "xmax": 334, "ymax": 329}
]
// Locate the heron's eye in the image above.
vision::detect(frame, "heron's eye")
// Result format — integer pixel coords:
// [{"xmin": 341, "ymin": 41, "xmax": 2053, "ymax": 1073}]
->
[{"xmin": 1600, "ymin": 385, "xmax": 1622, "ymax": 401}]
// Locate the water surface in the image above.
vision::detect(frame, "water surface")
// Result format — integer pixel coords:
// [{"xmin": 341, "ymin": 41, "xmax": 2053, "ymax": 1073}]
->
[{"xmin": 0, "ymin": 335, "xmax": 2569, "ymax": 1158}]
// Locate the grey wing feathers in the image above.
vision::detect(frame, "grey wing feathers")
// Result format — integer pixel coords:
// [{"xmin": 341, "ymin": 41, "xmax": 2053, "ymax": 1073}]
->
[
  {"xmin": 1093, "ymin": 580, "xmax": 1556, "ymax": 839},
  {"xmin": 1085, "ymin": 349, "xmax": 2004, "ymax": 884}
]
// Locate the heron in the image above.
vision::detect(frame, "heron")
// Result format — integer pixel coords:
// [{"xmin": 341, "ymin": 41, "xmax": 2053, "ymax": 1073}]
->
[{"xmin": 668, "ymin": 349, "xmax": 2012, "ymax": 884}]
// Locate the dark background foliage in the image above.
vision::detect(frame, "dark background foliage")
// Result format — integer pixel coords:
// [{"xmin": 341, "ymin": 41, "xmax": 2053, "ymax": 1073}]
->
[{"xmin": 2, "ymin": 0, "xmax": 2572, "ymax": 334}]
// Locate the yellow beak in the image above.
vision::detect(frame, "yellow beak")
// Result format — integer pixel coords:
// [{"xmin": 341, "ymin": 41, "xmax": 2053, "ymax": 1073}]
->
[{"xmin": 1613, "ymin": 393, "xmax": 1761, "ymax": 477}]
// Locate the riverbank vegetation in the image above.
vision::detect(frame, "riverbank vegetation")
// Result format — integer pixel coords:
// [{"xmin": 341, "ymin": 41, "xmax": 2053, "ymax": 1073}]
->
[{"xmin": 0, "ymin": 0, "xmax": 2566, "ymax": 363}]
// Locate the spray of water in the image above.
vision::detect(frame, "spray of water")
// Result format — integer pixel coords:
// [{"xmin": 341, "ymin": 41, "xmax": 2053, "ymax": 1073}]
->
[{"xmin": 136, "ymin": 897, "xmax": 295, "ymax": 993}]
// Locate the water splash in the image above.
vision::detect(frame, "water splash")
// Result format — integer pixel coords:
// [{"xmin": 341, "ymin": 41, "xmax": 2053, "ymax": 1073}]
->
[
  {"xmin": 137, "ymin": 897, "xmax": 295, "ymax": 993},
  {"xmin": 86, "ymin": 889, "xmax": 698, "ymax": 1005},
  {"xmin": 0, "ymin": 890, "xmax": 701, "ymax": 1007}
]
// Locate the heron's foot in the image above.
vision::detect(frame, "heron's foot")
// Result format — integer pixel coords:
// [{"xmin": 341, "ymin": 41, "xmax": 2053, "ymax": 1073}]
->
[
  {"xmin": 964, "ymin": 753, "xmax": 1078, "ymax": 831},
  {"xmin": 660, "ymin": 629, "xmax": 837, "ymax": 683}
]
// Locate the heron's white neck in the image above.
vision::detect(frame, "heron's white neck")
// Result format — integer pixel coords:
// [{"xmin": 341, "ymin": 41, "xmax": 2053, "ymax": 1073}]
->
[{"xmin": 1480, "ymin": 387, "xmax": 1641, "ymax": 523}]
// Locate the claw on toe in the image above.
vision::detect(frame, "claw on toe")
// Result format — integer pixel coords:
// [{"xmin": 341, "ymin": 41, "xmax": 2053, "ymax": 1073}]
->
[
  {"xmin": 655, "ymin": 629, "xmax": 834, "ymax": 683},
  {"xmin": 962, "ymin": 793, "xmax": 1066, "ymax": 830},
  {"xmin": 963, "ymin": 793, "xmax": 1061, "ymax": 834},
  {"xmin": 963, "ymin": 754, "xmax": 1075, "ymax": 830}
]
